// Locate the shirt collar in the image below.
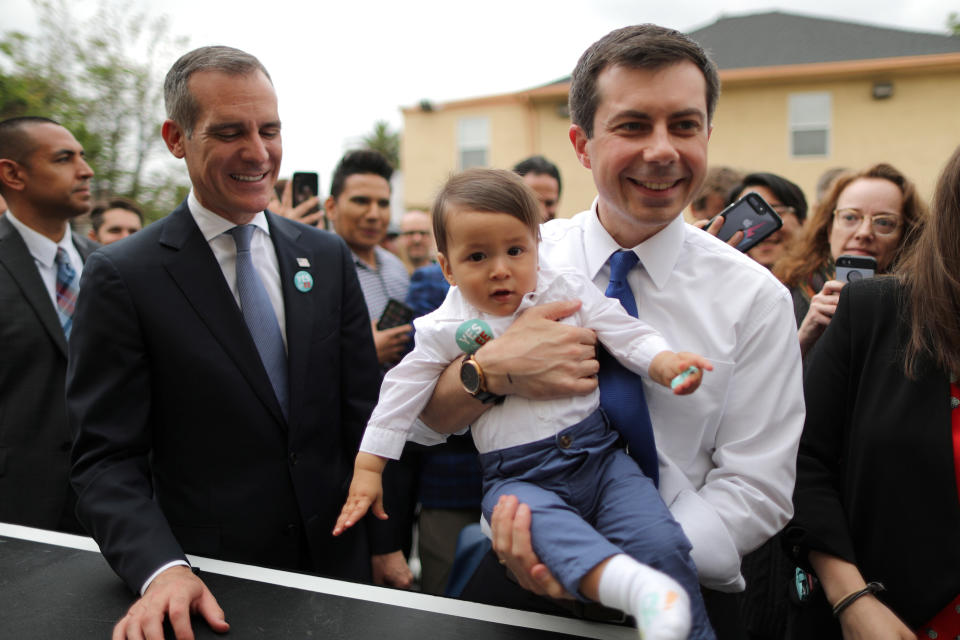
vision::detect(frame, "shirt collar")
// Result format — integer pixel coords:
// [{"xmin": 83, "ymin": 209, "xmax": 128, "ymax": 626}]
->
[
  {"xmin": 187, "ymin": 190, "xmax": 270, "ymax": 242},
  {"xmin": 4, "ymin": 208, "xmax": 74, "ymax": 269},
  {"xmin": 582, "ymin": 197, "xmax": 685, "ymax": 291},
  {"xmin": 351, "ymin": 245, "xmax": 383, "ymax": 271}
]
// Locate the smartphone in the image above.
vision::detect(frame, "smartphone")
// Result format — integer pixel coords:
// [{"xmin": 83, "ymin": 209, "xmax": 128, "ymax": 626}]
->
[
  {"xmin": 376, "ymin": 298, "xmax": 415, "ymax": 331},
  {"xmin": 835, "ymin": 255, "xmax": 876, "ymax": 282},
  {"xmin": 707, "ymin": 193, "xmax": 783, "ymax": 253},
  {"xmin": 291, "ymin": 172, "xmax": 321, "ymax": 215}
]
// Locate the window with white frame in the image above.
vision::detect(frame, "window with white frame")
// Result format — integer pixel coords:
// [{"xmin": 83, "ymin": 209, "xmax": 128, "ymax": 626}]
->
[
  {"xmin": 789, "ymin": 92, "xmax": 831, "ymax": 157},
  {"xmin": 458, "ymin": 117, "xmax": 489, "ymax": 169}
]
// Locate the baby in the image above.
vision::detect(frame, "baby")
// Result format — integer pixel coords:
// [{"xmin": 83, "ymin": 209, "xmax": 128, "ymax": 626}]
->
[{"xmin": 335, "ymin": 168, "xmax": 715, "ymax": 640}]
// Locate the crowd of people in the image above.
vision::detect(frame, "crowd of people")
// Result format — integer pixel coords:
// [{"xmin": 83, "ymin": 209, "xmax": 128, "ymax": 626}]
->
[{"xmin": 0, "ymin": 21, "xmax": 957, "ymax": 640}]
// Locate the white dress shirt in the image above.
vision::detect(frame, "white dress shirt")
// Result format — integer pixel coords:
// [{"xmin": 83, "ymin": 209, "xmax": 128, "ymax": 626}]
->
[
  {"xmin": 187, "ymin": 191, "xmax": 287, "ymax": 348},
  {"xmin": 4, "ymin": 209, "xmax": 84, "ymax": 307},
  {"xmin": 539, "ymin": 201, "xmax": 805, "ymax": 591},
  {"xmin": 360, "ymin": 264, "xmax": 671, "ymax": 459}
]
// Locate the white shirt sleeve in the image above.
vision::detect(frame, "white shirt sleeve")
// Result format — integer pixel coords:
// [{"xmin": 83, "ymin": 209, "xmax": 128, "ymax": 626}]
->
[
  {"xmin": 668, "ymin": 286, "xmax": 804, "ymax": 591},
  {"xmin": 359, "ymin": 316, "xmax": 464, "ymax": 458}
]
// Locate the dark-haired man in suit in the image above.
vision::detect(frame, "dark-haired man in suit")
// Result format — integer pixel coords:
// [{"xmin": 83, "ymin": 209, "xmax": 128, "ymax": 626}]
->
[
  {"xmin": 0, "ymin": 116, "xmax": 97, "ymax": 533},
  {"xmin": 68, "ymin": 46, "xmax": 397, "ymax": 640}
]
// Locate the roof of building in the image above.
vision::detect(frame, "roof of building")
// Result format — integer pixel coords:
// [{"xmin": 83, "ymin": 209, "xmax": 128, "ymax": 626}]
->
[
  {"xmin": 406, "ymin": 11, "xmax": 960, "ymax": 112},
  {"xmin": 688, "ymin": 10, "xmax": 960, "ymax": 70}
]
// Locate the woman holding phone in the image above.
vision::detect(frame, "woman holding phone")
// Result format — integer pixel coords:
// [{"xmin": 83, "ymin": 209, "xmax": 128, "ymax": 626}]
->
[
  {"xmin": 772, "ymin": 163, "xmax": 925, "ymax": 357},
  {"xmin": 785, "ymin": 147, "xmax": 960, "ymax": 639}
]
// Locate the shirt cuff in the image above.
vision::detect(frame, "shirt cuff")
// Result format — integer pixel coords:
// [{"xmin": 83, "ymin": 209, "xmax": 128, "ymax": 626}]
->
[
  {"xmin": 628, "ymin": 335, "xmax": 673, "ymax": 376},
  {"xmin": 360, "ymin": 424, "xmax": 410, "ymax": 459},
  {"xmin": 140, "ymin": 559, "xmax": 190, "ymax": 595}
]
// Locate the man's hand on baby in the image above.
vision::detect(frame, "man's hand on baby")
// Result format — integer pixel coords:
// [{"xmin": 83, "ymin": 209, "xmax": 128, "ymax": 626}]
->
[
  {"xmin": 650, "ymin": 351, "xmax": 713, "ymax": 395},
  {"xmin": 333, "ymin": 455, "xmax": 389, "ymax": 536}
]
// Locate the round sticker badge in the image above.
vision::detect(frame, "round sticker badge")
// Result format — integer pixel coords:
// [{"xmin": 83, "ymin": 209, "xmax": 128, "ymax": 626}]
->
[{"xmin": 294, "ymin": 270, "xmax": 314, "ymax": 293}]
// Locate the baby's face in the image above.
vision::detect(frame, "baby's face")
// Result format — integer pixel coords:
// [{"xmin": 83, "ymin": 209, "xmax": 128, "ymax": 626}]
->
[{"xmin": 438, "ymin": 210, "xmax": 538, "ymax": 316}]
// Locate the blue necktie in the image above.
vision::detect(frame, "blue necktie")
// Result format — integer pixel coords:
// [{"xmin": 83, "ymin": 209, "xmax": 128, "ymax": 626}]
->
[
  {"xmin": 54, "ymin": 247, "xmax": 79, "ymax": 338},
  {"xmin": 598, "ymin": 250, "xmax": 659, "ymax": 485},
  {"xmin": 227, "ymin": 225, "xmax": 289, "ymax": 420}
]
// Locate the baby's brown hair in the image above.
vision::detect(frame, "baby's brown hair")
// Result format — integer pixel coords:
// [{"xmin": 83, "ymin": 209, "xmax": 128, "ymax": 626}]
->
[{"xmin": 432, "ymin": 168, "xmax": 541, "ymax": 255}]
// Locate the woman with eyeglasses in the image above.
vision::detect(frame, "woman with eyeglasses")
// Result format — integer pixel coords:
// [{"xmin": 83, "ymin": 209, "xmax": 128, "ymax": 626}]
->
[
  {"xmin": 726, "ymin": 172, "xmax": 808, "ymax": 271},
  {"xmin": 785, "ymin": 148, "xmax": 960, "ymax": 639},
  {"xmin": 773, "ymin": 163, "xmax": 926, "ymax": 357}
]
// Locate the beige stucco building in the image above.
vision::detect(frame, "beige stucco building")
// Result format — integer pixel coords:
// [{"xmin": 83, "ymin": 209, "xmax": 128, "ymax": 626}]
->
[{"xmin": 401, "ymin": 11, "xmax": 960, "ymax": 215}]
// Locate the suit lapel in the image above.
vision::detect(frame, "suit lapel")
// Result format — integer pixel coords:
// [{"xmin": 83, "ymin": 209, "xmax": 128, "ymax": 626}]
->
[
  {"xmin": 0, "ymin": 216, "xmax": 68, "ymax": 356},
  {"xmin": 160, "ymin": 203, "xmax": 287, "ymax": 429},
  {"xmin": 268, "ymin": 213, "xmax": 314, "ymax": 431}
]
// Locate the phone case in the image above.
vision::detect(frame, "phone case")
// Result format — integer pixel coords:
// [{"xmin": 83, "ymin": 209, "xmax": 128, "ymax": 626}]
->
[
  {"xmin": 377, "ymin": 299, "xmax": 415, "ymax": 330},
  {"xmin": 711, "ymin": 193, "xmax": 783, "ymax": 253},
  {"xmin": 835, "ymin": 255, "xmax": 877, "ymax": 283},
  {"xmin": 291, "ymin": 172, "xmax": 321, "ymax": 214}
]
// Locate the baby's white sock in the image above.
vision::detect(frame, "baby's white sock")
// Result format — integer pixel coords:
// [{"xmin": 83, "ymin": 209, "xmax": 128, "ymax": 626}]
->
[{"xmin": 596, "ymin": 553, "xmax": 691, "ymax": 640}]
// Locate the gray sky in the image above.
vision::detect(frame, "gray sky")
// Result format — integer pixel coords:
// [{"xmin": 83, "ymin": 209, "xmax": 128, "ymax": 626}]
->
[{"xmin": 4, "ymin": 0, "xmax": 956, "ymax": 198}]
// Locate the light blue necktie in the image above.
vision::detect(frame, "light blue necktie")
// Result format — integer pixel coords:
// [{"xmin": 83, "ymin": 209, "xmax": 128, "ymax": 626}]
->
[
  {"xmin": 598, "ymin": 250, "xmax": 658, "ymax": 486},
  {"xmin": 227, "ymin": 225, "xmax": 289, "ymax": 420},
  {"xmin": 54, "ymin": 247, "xmax": 79, "ymax": 338}
]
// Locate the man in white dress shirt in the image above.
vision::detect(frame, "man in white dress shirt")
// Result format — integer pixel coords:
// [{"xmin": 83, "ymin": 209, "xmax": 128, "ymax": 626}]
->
[{"xmin": 418, "ymin": 24, "xmax": 804, "ymax": 637}]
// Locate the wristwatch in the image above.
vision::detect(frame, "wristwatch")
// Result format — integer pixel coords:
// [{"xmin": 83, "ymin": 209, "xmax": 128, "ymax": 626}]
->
[{"xmin": 459, "ymin": 354, "xmax": 505, "ymax": 404}]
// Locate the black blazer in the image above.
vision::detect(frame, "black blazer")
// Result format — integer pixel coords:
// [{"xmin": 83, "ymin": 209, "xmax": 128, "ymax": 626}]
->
[
  {"xmin": 0, "ymin": 214, "xmax": 96, "ymax": 531},
  {"xmin": 788, "ymin": 276, "xmax": 960, "ymax": 633},
  {"xmin": 68, "ymin": 202, "xmax": 381, "ymax": 593}
]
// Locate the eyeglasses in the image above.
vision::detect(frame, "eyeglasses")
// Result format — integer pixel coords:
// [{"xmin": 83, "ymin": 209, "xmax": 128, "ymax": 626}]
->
[{"xmin": 833, "ymin": 209, "xmax": 902, "ymax": 236}]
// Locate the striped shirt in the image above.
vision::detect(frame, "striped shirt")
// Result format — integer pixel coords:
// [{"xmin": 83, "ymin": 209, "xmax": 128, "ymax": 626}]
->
[{"xmin": 352, "ymin": 245, "xmax": 410, "ymax": 322}]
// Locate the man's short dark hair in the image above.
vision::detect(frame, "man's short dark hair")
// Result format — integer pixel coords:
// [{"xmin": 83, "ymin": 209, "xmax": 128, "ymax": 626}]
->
[
  {"xmin": 90, "ymin": 197, "xmax": 145, "ymax": 231},
  {"xmin": 432, "ymin": 168, "xmax": 541, "ymax": 256},
  {"xmin": 164, "ymin": 46, "xmax": 271, "ymax": 137},
  {"xmin": 0, "ymin": 116, "xmax": 61, "ymax": 195},
  {"xmin": 512, "ymin": 155, "xmax": 562, "ymax": 197},
  {"xmin": 726, "ymin": 172, "xmax": 809, "ymax": 223},
  {"xmin": 329, "ymin": 150, "xmax": 394, "ymax": 200},
  {"xmin": 569, "ymin": 24, "xmax": 720, "ymax": 138},
  {"xmin": 0, "ymin": 116, "xmax": 60, "ymax": 164}
]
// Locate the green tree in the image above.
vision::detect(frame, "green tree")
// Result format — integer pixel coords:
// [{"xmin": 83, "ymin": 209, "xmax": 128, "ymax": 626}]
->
[
  {"xmin": 0, "ymin": 0, "xmax": 189, "ymax": 222},
  {"xmin": 949, "ymin": 12, "xmax": 960, "ymax": 36},
  {"xmin": 362, "ymin": 120, "xmax": 401, "ymax": 169}
]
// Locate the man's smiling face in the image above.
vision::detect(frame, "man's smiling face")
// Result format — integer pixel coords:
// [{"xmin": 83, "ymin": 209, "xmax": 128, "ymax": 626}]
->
[
  {"xmin": 571, "ymin": 61, "xmax": 711, "ymax": 247},
  {"xmin": 163, "ymin": 69, "xmax": 281, "ymax": 222}
]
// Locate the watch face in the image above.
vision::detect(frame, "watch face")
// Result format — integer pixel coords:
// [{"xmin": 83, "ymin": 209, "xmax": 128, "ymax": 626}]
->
[{"xmin": 460, "ymin": 359, "xmax": 481, "ymax": 394}]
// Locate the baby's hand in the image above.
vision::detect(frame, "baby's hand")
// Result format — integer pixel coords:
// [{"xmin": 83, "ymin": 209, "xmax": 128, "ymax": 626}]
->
[
  {"xmin": 333, "ymin": 456, "xmax": 389, "ymax": 536},
  {"xmin": 650, "ymin": 351, "xmax": 713, "ymax": 395}
]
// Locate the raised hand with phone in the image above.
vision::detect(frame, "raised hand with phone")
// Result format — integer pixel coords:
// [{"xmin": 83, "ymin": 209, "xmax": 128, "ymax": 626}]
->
[{"xmin": 267, "ymin": 172, "xmax": 325, "ymax": 227}]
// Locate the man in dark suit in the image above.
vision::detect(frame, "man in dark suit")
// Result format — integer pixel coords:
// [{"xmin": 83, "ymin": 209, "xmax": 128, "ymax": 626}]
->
[
  {"xmin": 0, "ymin": 116, "xmax": 97, "ymax": 533},
  {"xmin": 68, "ymin": 46, "xmax": 392, "ymax": 639}
]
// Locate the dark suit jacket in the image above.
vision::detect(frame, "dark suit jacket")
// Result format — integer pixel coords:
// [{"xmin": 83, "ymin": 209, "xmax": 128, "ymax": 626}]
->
[
  {"xmin": 0, "ymin": 214, "xmax": 96, "ymax": 531},
  {"xmin": 68, "ymin": 202, "xmax": 382, "ymax": 593},
  {"xmin": 787, "ymin": 276, "xmax": 960, "ymax": 633}
]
